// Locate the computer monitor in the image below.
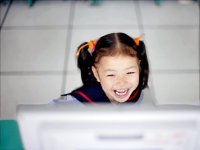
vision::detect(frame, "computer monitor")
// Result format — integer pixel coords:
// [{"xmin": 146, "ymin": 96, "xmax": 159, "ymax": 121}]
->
[{"xmin": 17, "ymin": 104, "xmax": 200, "ymax": 150}]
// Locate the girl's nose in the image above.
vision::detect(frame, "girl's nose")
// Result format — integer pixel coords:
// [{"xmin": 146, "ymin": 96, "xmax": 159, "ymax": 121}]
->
[{"xmin": 115, "ymin": 76, "xmax": 128, "ymax": 86}]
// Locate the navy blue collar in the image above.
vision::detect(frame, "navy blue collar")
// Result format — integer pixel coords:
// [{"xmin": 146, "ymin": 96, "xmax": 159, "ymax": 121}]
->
[{"xmin": 63, "ymin": 82, "xmax": 141, "ymax": 104}]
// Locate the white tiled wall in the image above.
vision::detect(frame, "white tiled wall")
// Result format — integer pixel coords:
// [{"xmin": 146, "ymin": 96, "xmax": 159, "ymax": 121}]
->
[
  {"xmin": 1, "ymin": 75, "xmax": 63, "ymax": 118},
  {"xmin": 73, "ymin": 1, "xmax": 139, "ymax": 26},
  {"xmin": 3, "ymin": 0, "xmax": 71, "ymax": 26},
  {"xmin": 140, "ymin": 0, "xmax": 199, "ymax": 26},
  {"xmin": 0, "ymin": 0, "xmax": 199, "ymax": 119},
  {"xmin": 1, "ymin": 29, "xmax": 67, "ymax": 72}
]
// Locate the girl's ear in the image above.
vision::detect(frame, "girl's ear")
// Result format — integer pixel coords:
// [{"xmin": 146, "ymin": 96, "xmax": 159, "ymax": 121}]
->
[{"xmin": 92, "ymin": 66, "xmax": 100, "ymax": 82}]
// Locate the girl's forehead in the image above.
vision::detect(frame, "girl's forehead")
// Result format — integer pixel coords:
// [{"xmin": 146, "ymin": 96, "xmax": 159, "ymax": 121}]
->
[
  {"xmin": 96, "ymin": 55, "xmax": 139, "ymax": 69},
  {"xmin": 100, "ymin": 55, "xmax": 138, "ymax": 62}
]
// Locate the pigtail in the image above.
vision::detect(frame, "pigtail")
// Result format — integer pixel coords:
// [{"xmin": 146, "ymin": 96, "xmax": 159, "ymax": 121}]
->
[
  {"xmin": 137, "ymin": 40, "xmax": 149, "ymax": 89},
  {"xmin": 77, "ymin": 42, "xmax": 96, "ymax": 85}
]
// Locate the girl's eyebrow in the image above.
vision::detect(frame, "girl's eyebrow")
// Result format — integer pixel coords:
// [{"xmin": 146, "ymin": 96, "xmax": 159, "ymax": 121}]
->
[
  {"xmin": 104, "ymin": 69, "xmax": 116, "ymax": 72},
  {"xmin": 125, "ymin": 66, "xmax": 137, "ymax": 70},
  {"xmin": 104, "ymin": 66, "xmax": 137, "ymax": 72}
]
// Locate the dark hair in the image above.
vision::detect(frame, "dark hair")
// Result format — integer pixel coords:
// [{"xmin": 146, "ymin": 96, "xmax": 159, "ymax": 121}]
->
[{"xmin": 77, "ymin": 32, "xmax": 149, "ymax": 89}]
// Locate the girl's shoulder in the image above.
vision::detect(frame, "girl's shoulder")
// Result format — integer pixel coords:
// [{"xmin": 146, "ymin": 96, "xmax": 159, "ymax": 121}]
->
[{"xmin": 49, "ymin": 94, "xmax": 83, "ymax": 105}]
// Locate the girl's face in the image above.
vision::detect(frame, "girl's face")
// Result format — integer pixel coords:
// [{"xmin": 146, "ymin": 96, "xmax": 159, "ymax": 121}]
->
[{"xmin": 92, "ymin": 55, "xmax": 140, "ymax": 103}]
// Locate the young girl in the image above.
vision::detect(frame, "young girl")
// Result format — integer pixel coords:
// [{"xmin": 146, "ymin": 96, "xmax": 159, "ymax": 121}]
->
[{"xmin": 52, "ymin": 32, "xmax": 149, "ymax": 105}]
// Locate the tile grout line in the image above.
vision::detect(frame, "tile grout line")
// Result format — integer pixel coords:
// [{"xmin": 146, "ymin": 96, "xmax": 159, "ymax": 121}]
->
[
  {"xmin": 60, "ymin": 0, "xmax": 76, "ymax": 95},
  {"xmin": 197, "ymin": 0, "xmax": 199, "ymax": 104},
  {"xmin": 1, "ymin": 25, "xmax": 199, "ymax": 30},
  {"xmin": 0, "ymin": 0, "xmax": 13, "ymax": 119},
  {"xmin": 1, "ymin": 26, "xmax": 69, "ymax": 30},
  {"xmin": 0, "ymin": 0, "xmax": 13, "ymax": 30},
  {"xmin": 134, "ymin": 0, "xmax": 158, "ymax": 104},
  {"xmin": 0, "ymin": 69, "xmax": 199, "ymax": 75},
  {"xmin": 198, "ymin": 0, "xmax": 200, "ymax": 103},
  {"xmin": 0, "ymin": 71, "xmax": 64, "ymax": 75},
  {"xmin": 0, "ymin": 70, "xmax": 79, "ymax": 75},
  {"xmin": 133, "ymin": 0, "xmax": 145, "ymax": 34},
  {"xmin": 151, "ymin": 69, "xmax": 200, "ymax": 74}
]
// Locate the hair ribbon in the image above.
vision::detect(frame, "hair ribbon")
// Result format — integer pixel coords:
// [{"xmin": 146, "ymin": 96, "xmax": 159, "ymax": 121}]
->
[
  {"xmin": 133, "ymin": 33, "xmax": 144, "ymax": 46},
  {"xmin": 76, "ymin": 40, "xmax": 96, "ymax": 56}
]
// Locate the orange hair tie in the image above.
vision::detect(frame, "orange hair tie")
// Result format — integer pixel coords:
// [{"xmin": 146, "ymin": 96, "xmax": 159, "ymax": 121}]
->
[
  {"xmin": 133, "ymin": 33, "xmax": 144, "ymax": 46},
  {"xmin": 76, "ymin": 34, "xmax": 144, "ymax": 56},
  {"xmin": 76, "ymin": 40, "xmax": 96, "ymax": 56}
]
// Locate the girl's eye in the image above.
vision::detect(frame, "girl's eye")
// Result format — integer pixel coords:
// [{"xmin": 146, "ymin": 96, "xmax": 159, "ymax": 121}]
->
[
  {"xmin": 107, "ymin": 74, "xmax": 115, "ymax": 77},
  {"xmin": 127, "ymin": 72, "xmax": 135, "ymax": 75}
]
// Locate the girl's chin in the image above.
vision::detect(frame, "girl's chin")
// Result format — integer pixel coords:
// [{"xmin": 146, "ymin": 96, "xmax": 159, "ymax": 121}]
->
[{"xmin": 113, "ymin": 98, "xmax": 128, "ymax": 103}]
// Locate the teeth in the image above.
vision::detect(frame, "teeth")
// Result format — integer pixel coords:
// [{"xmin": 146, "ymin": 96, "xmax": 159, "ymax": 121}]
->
[
  {"xmin": 115, "ymin": 89, "xmax": 128, "ymax": 96},
  {"xmin": 117, "ymin": 89, "xmax": 126, "ymax": 92}
]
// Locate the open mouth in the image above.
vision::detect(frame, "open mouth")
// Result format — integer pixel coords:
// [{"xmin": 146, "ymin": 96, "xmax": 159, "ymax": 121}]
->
[{"xmin": 114, "ymin": 89, "xmax": 129, "ymax": 97}]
